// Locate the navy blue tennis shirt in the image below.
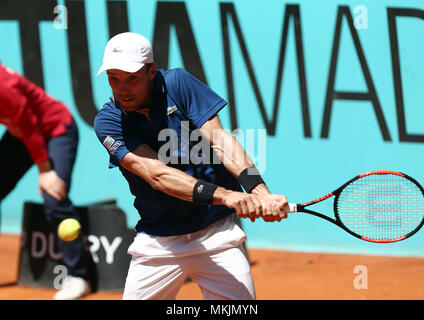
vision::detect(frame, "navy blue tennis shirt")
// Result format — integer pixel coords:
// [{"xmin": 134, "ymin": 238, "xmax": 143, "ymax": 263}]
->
[{"xmin": 94, "ymin": 68, "xmax": 242, "ymax": 236}]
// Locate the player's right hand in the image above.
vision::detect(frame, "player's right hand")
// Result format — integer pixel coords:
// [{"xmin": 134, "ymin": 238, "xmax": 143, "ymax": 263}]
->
[{"xmin": 258, "ymin": 194, "xmax": 289, "ymax": 223}]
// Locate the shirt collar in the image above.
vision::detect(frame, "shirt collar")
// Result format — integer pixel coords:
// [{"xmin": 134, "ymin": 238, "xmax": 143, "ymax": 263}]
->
[{"xmin": 110, "ymin": 94, "xmax": 127, "ymax": 115}]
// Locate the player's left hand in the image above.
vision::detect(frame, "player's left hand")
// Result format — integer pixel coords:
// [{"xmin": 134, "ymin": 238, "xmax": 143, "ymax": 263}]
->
[{"xmin": 39, "ymin": 170, "xmax": 67, "ymax": 201}]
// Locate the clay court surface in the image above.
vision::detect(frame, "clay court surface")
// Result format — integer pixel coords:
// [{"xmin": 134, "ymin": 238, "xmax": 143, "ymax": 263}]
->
[{"xmin": 1, "ymin": 234, "xmax": 424, "ymax": 300}]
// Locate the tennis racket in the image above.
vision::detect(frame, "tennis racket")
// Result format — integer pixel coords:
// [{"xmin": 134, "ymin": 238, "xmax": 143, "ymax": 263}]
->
[{"xmin": 287, "ymin": 170, "xmax": 424, "ymax": 243}]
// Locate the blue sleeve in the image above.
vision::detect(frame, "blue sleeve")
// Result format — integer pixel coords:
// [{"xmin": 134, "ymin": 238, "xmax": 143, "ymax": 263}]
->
[
  {"xmin": 94, "ymin": 106, "xmax": 144, "ymax": 168},
  {"xmin": 166, "ymin": 69, "xmax": 227, "ymax": 128}
]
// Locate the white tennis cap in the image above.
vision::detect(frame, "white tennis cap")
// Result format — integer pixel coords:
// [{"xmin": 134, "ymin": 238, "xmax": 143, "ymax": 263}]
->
[{"xmin": 97, "ymin": 32, "xmax": 154, "ymax": 76}]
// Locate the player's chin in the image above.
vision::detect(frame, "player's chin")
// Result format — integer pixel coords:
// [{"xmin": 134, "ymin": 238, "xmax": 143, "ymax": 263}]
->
[{"xmin": 122, "ymin": 103, "xmax": 139, "ymax": 112}]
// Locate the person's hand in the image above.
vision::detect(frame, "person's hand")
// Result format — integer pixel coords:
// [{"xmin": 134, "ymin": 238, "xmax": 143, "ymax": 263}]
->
[
  {"xmin": 223, "ymin": 192, "xmax": 263, "ymax": 222},
  {"xmin": 38, "ymin": 170, "xmax": 67, "ymax": 201},
  {"xmin": 258, "ymin": 194, "xmax": 289, "ymax": 222}
]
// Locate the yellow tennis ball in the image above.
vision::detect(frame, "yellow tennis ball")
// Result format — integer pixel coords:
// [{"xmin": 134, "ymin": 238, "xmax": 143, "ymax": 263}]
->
[{"xmin": 58, "ymin": 218, "xmax": 81, "ymax": 241}]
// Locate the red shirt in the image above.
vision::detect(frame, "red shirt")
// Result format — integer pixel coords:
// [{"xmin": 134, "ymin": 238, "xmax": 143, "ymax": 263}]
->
[{"xmin": 0, "ymin": 65, "xmax": 72, "ymax": 163}]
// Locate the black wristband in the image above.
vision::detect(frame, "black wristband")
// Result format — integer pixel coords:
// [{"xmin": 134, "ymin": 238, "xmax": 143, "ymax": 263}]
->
[
  {"xmin": 237, "ymin": 167, "xmax": 265, "ymax": 193},
  {"xmin": 193, "ymin": 180, "xmax": 218, "ymax": 205}
]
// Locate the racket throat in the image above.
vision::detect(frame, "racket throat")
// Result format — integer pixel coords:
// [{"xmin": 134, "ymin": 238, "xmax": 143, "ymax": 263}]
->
[{"xmin": 288, "ymin": 203, "xmax": 297, "ymax": 213}]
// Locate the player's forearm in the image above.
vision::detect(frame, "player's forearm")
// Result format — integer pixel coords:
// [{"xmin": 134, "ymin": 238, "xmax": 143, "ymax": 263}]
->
[
  {"xmin": 200, "ymin": 116, "xmax": 266, "ymax": 189},
  {"xmin": 250, "ymin": 182, "xmax": 270, "ymax": 197},
  {"xmin": 210, "ymin": 130, "xmax": 270, "ymax": 195},
  {"xmin": 211, "ymin": 187, "xmax": 233, "ymax": 205},
  {"xmin": 124, "ymin": 156, "xmax": 240, "ymax": 205},
  {"xmin": 210, "ymin": 130, "xmax": 253, "ymax": 176},
  {"xmin": 123, "ymin": 156, "xmax": 211, "ymax": 202},
  {"xmin": 148, "ymin": 165, "xmax": 197, "ymax": 202}
]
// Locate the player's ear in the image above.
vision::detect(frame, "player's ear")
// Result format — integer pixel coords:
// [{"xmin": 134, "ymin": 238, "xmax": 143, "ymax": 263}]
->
[{"xmin": 148, "ymin": 63, "xmax": 156, "ymax": 79}]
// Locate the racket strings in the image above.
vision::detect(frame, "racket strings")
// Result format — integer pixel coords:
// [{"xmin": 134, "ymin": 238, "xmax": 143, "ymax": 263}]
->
[{"xmin": 336, "ymin": 174, "xmax": 424, "ymax": 241}]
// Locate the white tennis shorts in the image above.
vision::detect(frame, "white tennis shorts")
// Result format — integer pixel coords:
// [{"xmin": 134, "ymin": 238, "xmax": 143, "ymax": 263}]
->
[{"xmin": 122, "ymin": 215, "xmax": 256, "ymax": 300}]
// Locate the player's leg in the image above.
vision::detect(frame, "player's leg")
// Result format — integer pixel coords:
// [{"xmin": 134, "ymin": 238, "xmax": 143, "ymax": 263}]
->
[
  {"xmin": 44, "ymin": 120, "xmax": 91, "ymax": 299},
  {"xmin": 190, "ymin": 245, "xmax": 256, "ymax": 300},
  {"xmin": 185, "ymin": 215, "xmax": 256, "ymax": 300},
  {"xmin": 123, "ymin": 233, "xmax": 188, "ymax": 300},
  {"xmin": 123, "ymin": 255, "xmax": 188, "ymax": 300}
]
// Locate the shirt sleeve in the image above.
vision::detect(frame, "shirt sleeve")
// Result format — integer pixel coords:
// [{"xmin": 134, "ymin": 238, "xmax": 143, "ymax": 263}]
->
[
  {"xmin": 94, "ymin": 106, "xmax": 145, "ymax": 168},
  {"xmin": 168, "ymin": 69, "xmax": 227, "ymax": 128},
  {"xmin": 0, "ymin": 85, "xmax": 49, "ymax": 164},
  {"xmin": 18, "ymin": 113, "xmax": 49, "ymax": 163}
]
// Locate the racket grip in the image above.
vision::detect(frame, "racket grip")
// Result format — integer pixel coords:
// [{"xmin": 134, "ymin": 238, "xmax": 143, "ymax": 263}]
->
[{"xmin": 288, "ymin": 203, "xmax": 297, "ymax": 213}]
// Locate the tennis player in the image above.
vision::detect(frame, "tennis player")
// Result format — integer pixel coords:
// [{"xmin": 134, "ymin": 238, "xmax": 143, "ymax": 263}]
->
[
  {"xmin": 0, "ymin": 64, "xmax": 91, "ymax": 300},
  {"xmin": 94, "ymin": 32, "xmax": 289, "ymax": 300}
]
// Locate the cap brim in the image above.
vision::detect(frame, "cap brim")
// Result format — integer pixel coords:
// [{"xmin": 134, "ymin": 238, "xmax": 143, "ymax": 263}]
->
[{"xmin": 96, "ymin": 61, "xmax": 144, "ymax": 76}]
